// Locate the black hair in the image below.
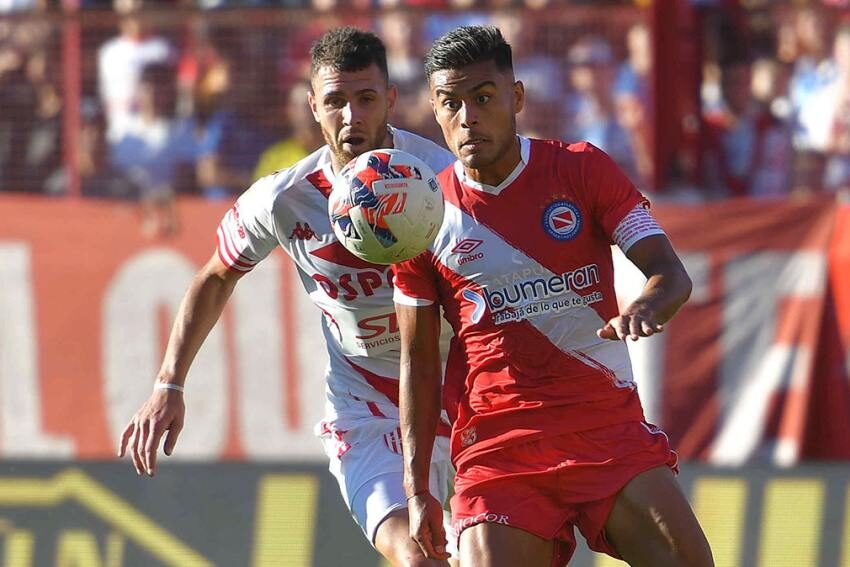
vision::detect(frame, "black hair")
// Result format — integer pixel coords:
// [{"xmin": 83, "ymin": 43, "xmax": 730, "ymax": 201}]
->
[
  {"xmin": 310, "ymin": 27, "xmax": 389, "ymax": 83},
  {"xmin": 424, "ymin": 25, "xmax": 513, "ymax": 80}
]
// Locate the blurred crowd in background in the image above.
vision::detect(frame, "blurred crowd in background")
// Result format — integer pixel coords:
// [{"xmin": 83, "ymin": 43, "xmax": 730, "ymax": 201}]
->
[{"xmin": 0, "ymin": 0, "xmax": 849, "ymax": 234}]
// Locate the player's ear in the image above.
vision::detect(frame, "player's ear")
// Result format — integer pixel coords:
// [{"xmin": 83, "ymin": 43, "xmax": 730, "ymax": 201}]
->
[
  {"xmin": 387, "ymin": 83, "xmax": 398, "ymax": 113},
  {"xmin": 513, "ymin": 80, "xmax": 525, "ymax": 114},
  {"xmin": 307, "ymin": 89, "xmax": 321, "ymax": 123}
]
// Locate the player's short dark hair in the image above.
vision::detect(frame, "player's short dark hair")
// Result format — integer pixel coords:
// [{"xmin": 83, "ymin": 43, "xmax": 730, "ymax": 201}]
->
[
  {"xmin": 310, "ymin": 27, "xmax": 389, "ymax": 83},
  {"xmin": 424, "ymin": 25, "xmax": 513, "ymax": 80}
]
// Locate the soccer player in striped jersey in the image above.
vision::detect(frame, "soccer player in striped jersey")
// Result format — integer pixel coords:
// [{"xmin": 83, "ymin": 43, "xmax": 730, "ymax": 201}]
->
[
  {"xmin": 394, "ymin": 25, "xmax": 714, "ymax": 567},
  {"xmin": 118, "ymin": 27, "xmax": 458, "ymax": 566}
]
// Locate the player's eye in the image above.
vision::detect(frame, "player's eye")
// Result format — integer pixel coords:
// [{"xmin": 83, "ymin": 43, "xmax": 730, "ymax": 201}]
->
[
  {"xmin": 324, "ymin": 97, "xmax": 345, "ymax": 109},
  {"xmin": 443, "ymin": 99, "xmax": 461, "ymax": 111},
  {"xmin": 475, "ymin": 94, "xmax": 491, "ymax": 105}
]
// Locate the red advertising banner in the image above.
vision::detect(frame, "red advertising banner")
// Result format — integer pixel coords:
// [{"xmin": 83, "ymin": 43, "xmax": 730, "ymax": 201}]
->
[{"xmin": 1, "ymin": 195, "xmax": 848, "ymax": 463}]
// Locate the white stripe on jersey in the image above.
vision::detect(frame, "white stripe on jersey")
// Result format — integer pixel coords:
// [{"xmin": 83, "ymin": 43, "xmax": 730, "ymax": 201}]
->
[{"xmin": 430, "ymin": 201, "xmax": 635, "ymax": 384}]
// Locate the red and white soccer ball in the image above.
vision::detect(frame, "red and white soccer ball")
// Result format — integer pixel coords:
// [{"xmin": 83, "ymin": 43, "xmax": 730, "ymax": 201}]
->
[{"xmin": 328, "ymin": 149, "xmax": 445, "ymax": 265}]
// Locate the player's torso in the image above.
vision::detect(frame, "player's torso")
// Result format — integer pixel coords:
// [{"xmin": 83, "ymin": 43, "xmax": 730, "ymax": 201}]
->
[
  {"xmin": 431, "ymin": 141, "xmax": 639, "ymax": 430},
  {"xmin": 435, "ymin": 141, "xmax": 621, "ymax": 350},
  {"xmin": 274, "ymin": 163, "xmax": 401, "ymax": 364}
]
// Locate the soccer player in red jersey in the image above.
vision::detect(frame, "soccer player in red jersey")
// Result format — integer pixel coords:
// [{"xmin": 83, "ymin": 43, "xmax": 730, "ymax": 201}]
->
[{"xmin": 393, "ymin": 26, "xmax": 714, "ymax": 566}]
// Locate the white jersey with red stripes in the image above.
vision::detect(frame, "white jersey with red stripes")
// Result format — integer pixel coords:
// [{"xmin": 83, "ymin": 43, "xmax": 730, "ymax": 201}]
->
[
  {"xmin": 393, "ymin": 137, "xmax": 668, "ymax": 467},
  {"xmin": 216, "ymin": 126, "xmax": 455, "ymax": 455}
]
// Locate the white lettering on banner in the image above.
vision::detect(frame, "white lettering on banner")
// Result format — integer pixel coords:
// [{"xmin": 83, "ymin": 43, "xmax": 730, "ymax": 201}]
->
[
  {"xmin": 104, "ymin": 250, "xmax": 226, "ymax": 459},
  {"xmin": 232, "ymin": 256, "xmax": 322, "ymax": 460},
  {"xmin": 613, "ymin": 249, "xmax": 711, "ymax": 425},
  {"xmin": 0, "ymin": 244, "xmax": 74, "ymax": 456},
  {"xmin": 710, "ymin": 252, "xmax": 826, "ymax": 466}
]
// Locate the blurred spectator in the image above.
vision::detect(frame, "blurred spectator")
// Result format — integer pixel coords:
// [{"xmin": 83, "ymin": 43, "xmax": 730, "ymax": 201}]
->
[
  {"xmin": 253, "ymin": 80, "xmax": 322, "ymax": 179},
  {"xmin": 44, "ymin": 99, "xmax": 141, "ymax": 199},
  {"xmin": 0, "ymin": 18, "xmax": 54, "ymax": 193},
  {"xmin": 824, "ymin": 25, "xmax": 850, "ymax": 192},
  {"xmin": 562, "ymin": 36, "xmax": 640, "ymax": 182},
  {"xmin": 21, "ymin": 42, "xmax": 63, "ymax": 194},
  {"xmin": 702, "ymin": 60, "xmax": 792, "ymax": 198},
  {"xmin": 787, "ymin": 8, "xmax": 833, "ymax": 191},
  {"xmin": 496, "ymin": 15, "xmax": 563, "ymax": 139},
  {"xmin": 0, "ymin": 25, "xmax": 36, "ymax": 192},
  {"xmin": 98, "ymin": 0, "xmax": 175, "ymax": 140},
  {"xmin": 379, "ymin": 11, "xmax": 438, "ymax": 141},
  {"xmin": 111, "ymin": 63, "xmax": 196, "ymax": 235},
  {"xmin": 0, "ymin": 0, "xmax": 43, "ymax": 12},
  {"xmin": 191, "ymin": 44, "xmax": 274, "ymax": 199},
  {"xmin": 615, "ymin": 23, "xmax": 654, "ymax": 184}
]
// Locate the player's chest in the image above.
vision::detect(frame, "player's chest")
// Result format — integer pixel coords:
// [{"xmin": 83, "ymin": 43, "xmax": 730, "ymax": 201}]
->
[
  {"xmin": 442, "ymin": 191, "xmax": 601, "ymax": 279},
  {"xmin": 276, "ymin": 196, "xmax": 395, "ymax": 299}
]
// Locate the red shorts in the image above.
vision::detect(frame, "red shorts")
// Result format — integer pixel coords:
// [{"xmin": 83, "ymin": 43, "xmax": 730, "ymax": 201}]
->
[{"xmin": 450, "ymin": 421, "xmax": 678, "ymax": 566}]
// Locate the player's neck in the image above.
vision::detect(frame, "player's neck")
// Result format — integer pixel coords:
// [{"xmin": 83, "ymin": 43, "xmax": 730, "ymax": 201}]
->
[{"xmin": 464, "ymin": 136, "xmax": 522, "ymax": 187}]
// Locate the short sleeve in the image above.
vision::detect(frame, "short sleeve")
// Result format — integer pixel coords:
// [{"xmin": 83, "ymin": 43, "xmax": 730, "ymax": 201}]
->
[
  {"xmin": 392, "ymin": 251, "xmax": 439, "ymax": 307},
  {"xmin": 580, "ymin": 144, "xmax": 651, "ymax": 240},
  {"xmin": 216, "ymin": 178, "xmax": 279, "ymax": 272}
]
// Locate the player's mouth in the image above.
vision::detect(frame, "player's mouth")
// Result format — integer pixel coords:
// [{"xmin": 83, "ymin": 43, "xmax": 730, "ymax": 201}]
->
[
  {"xmin": 460, "ymin": 138, "xmax": 487, "ymax": 151},
  {"xmin": 341, "ymin": 134, "xmax": 367, "ymax": 147}
]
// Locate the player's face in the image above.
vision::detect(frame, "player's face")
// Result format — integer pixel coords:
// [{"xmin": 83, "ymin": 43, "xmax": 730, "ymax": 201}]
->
[
  {"xmin": 430, "ymin": 60, "xmax": 524, "ymax": 183},
  {"xmin": 308, "ymin": 64, "xmax": 397, "ymax": 171}
]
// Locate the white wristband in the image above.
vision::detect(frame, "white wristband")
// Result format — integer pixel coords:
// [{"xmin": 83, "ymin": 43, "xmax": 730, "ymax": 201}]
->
[{"xmin": 154, "ymin": 383, "xmax": 184, "ymax": 393}]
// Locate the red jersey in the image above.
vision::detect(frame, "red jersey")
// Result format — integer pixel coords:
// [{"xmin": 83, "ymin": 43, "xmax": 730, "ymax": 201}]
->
[{"xmin": 393, "ymin": 138, "xmax": 665, "ymax": 468}]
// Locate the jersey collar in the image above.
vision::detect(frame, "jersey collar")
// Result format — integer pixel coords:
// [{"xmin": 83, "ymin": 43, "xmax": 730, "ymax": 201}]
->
[{"xmin": 454, "ymin": 136, "xmax": 530, "ymax": 196}]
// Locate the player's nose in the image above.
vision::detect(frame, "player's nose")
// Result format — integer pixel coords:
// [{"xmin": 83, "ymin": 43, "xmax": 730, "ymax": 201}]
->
[
  {"xmin": 342, "ymin": 102, "xmax": 363, "ymax": 126},
  {"xmin": 459, "ymin": 102, "xmax": 479, "ymax": 127}
]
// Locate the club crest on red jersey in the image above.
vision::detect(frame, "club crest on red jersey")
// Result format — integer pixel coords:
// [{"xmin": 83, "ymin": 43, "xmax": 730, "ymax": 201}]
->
[
  {"xmin": 543, "ymin": 200, "xmax": 582, "ymax": 241},
  {"xmin": 460, "ymin": 426, "xmax": 477, "ymax": 447}
]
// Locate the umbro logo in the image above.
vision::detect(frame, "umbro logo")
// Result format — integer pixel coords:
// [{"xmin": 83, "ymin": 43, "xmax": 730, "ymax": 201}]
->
[
  {"xmin": 289, "ymin": 222, "xmax": 319, "ymax": 240},
  {"xmin": 452, "ymin": 238, "xmax": 484, "ymax": 266},
  {"xmin": 451, "ymin": 238, "xmax": 483, "ymax": 254}
]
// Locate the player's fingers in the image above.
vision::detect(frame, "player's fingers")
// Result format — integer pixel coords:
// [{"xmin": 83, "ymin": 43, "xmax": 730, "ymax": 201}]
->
[
  {"xmin": 128, "ymin": 423, "xmax": 144, "ymax": 475},
  {"xmin": 136, "ymin": 419, "xmax": 152, "ymax": 475},
  {"xmin": 596, "ymin": 322, "xmax": 617, "ymax": 340},
  {"xmin": 640, "ymin": 320, "xmax": 661, "ymax": 336},
  {"xmin": 629, "ymin": 316, "xmax": 644, "ymax": 340},
  {"xmin": 118, "ymin": 422, "xmax": 135, "ymax": 457},
  {"xmin": 163, "ymin": 419, "xmax": 183, "ymax": 456},
  {"xmin": 431, "ymin": 520, "xmax": 450, "ymax": 559},
  {"xmin": 614, "ymin": 316, "xmax": 630, "ymax": 341},
  {"xmin": 144, "ymin": 424, "xmax": 165, "ymax": 477},
  {"xmin": 413, "ymin": 528, "xmax": 437, "ymax": 559}
]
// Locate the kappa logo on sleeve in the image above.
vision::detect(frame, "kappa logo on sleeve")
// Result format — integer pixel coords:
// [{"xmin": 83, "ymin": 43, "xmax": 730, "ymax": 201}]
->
[{"xmin": 288, "ymin": 222, "xmax": 319, "ymax": 240}]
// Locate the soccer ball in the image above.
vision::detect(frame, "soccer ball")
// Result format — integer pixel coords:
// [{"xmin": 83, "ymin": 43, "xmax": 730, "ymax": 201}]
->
[{"xmin": 328, "ymin": 149, "xmax": 444, "ymax": 265}]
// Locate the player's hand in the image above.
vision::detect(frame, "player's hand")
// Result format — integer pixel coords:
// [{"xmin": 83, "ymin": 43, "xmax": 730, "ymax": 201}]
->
[
  {"xmin": 118, "ymin": 389, "xmax": 185, "ymax": 477},
  {"xmin": 408, "ymin": 492, "xmax": 451, "ymax": 561},
  {"xmin": 597, "ymin": 302, "xmax": 664, "ymax": 342}
]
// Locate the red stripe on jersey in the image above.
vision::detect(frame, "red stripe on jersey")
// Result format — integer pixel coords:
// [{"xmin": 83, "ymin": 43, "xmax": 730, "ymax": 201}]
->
[
  {"xmin": 216, "ymin": 228, "xmax": 252, "ymax": 272},
  {"xmin": 306, "ymin": 169, "xmax": 333, "ymax": 199},
  {"xmin": 310, "ymin": 241, "xmax": 388, "ymax": 271},
  {"xmin": 216, "ymin": 225, "xmax": 255, "ymax": 270},
  {"xmin": 427, "ymin": 254, "xmax": 644, "ymax": 464},
  {"xmin": 345, "ymin": 358, "xmax": 451, "ymax": 437},
  {"xmin": 367, "ymin": 401, "xmax": 386, "ymax": 418}
]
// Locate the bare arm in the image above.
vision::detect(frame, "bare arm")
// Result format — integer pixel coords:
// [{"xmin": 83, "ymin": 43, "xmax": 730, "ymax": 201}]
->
[
  {"xmin": 597, "ymin": 234, "xmax": 692, "ymax": 341},
  {"xmin": 397, "ymin": 301, "xmax": 449, "ymax": 560},
  {"xmin": 118, "ymin": 252, "xmax": 246, "ymax": 476}
]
